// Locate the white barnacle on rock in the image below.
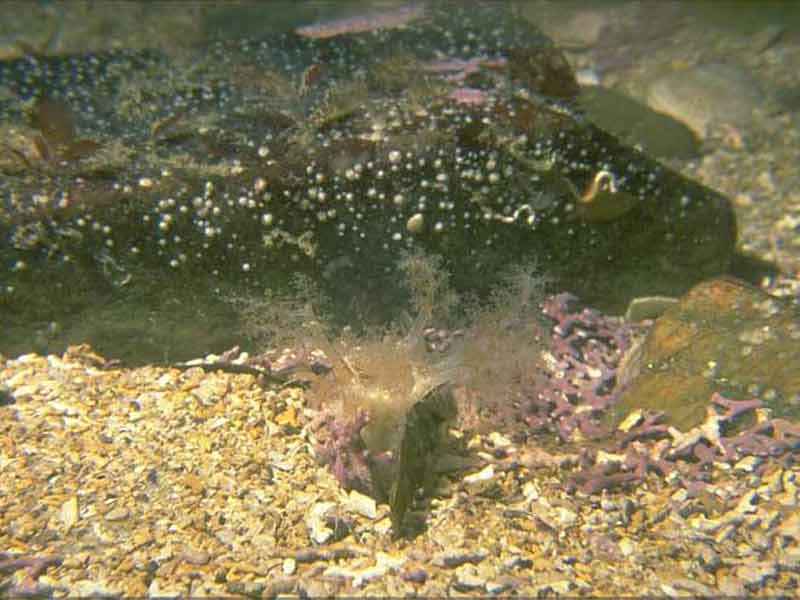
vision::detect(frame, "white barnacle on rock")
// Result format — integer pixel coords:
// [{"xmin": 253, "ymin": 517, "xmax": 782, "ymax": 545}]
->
[{"xmin": 406, "ymin": 213, "xmax": 424, "ymax": 234}]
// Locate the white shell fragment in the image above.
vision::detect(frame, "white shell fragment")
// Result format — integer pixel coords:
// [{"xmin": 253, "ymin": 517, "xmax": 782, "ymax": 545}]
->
[
  {"xmin": 346, "ymin": 490, "xmax": 378, "ymax": 519},
  {"xmin": 60, "ymin": 496, "xmax": 79, "ymax": 530},
  {"xmin": 463, "ymin": 464, "xmax": 495, "ymax": 494},
  {"xmin": 306, "ymin": 502, "xmax": 337, "ymax": 545}
]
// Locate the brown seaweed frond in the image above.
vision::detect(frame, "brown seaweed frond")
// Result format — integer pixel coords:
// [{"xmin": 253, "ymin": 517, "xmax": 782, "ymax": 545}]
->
[{"xmin": 3, "ymin": 97, "xmax": 101, "ymax": 170}]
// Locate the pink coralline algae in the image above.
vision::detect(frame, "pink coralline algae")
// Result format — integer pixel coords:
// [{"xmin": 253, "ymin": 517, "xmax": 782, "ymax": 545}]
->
[
  {"xmin": 312, "ymin": 408, "xmax": 375, "ymax": 496},
  {"xmin": 423, "ymin": 57, "xmax": 508, "ymax": 106},
  {"xmin": 508, "ymin": 293, "xmax": 800, "ymax": 495},
  {"xmin": 0, "ymin": 553, "xmax": 63, "ymax": 597},
  {"xmin": 566, "ymin": 390, "xmax": 800, "ymax": 494},
  {"xmin": 421, "ymin": 56, "xmax": 507, "ymax": 82},
  {"xmin": 295, "ymin": 3, "xmax": 426, "ymax": 39},
  {"xmin": 520, "ymin": 292, "xmax": 636, "ymax": 442},
  {"xmin": 448, "ymin": 87, "xmax": 492, "ymax": 106}
]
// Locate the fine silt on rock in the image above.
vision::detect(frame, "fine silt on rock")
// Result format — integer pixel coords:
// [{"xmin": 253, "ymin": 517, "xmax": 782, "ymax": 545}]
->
[{"xmin": 1, "ymin": 4, "xmax": 735, "ymax": 345}]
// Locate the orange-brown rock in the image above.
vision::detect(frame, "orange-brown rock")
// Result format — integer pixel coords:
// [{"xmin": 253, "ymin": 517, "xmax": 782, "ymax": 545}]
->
[{"xmin": 612, "ymin": 277, "xmax": 800, "ymax": 429}]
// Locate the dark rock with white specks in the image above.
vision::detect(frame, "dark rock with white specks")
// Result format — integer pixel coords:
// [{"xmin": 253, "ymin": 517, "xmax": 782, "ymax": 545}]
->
[{"xmin": 0, "ymin": 4, "xmax": 735, "ymax": 347}]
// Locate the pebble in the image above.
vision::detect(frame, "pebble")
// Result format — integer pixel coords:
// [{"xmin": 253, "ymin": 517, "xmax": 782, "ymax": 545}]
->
[
  {"xmin": 148, "ymin": 579, "xmax": 183, "ymax": 598},
  {"xmin": 353, "ymin": 565, "xmax": 388, "ymax": 588},
  {"xmin": 345, "ymin": 490, "xmax": 377, "ymax": 519},
  {"xmin": 60, "ymin": 496, "xmax": 79, "ymax": 529},
  {"xmin": 717, "ymin": 574, "xmax": 746, "ymax": 596},
  {"xmin": 487, "ymin": 431, "xmax": 512, "ymax": 448},
  {"xmin": 782, "ymin": 471, "xmax": 798, "ymax": 506},
  {"xmin": 432, "ymin": 549, "xmax": 488, "ymax": 568},
  {"xmin": 452, "ymin": 565, "xmax": 486, "ymax": 592},
  {"xmin": 503, "ymin": 555, "xmax": 533, "ymax": 570},
  {"xmin": 299, "ymin": 579, "xmax": 331, "ymax": 598},
  {"xmin": 488, "ymin": 574, "xmax": 525, "ymax": 594},
  {"xmin": 463, "ymin": 464, "xmax": 495, "ymax": 494},
  {"xmin": 544, "ymin": 8, "xmax": 612, "ymax": 48},
  {"xmin": 486, "ymin": 579, "xmax": 511, "ymax": 594},
  {"xmin": 399, "ymin": 568, "xmax": 428, "ymax": 583},
  {"xmin": 617, "ymin": 410, "xmax": 644, "ymax": 432},
  {"xmin": 734, "ymin": 560, "xmax": 777, "ymax": 587},
  {"xmin": 282, "ymin": 557, "xmax": 296, "ymax": 576},
  {"xmin": 306, "ymin": 501, "xmax": 337, "ymax": 545},
  {"xmin": 522, "ymin": 480, "xmax": 541, "ymax": 501},
  {"xmin": 179, "ymin": 549, "xmax": 210, "ymax": 566},
  {"xmin": 72, "ymin": 581, "xmax": 121, "ymax": 598},
  {"xmin": 733, "ymin": 490, "xmax": 759, "ymax": 515},
  {"xmin": 734, "ymin": 455, "xmax": 764, "ymax": 474},
  {"xmin": 780, "ymin": 512, "xmax": 800, "ymax": 542},
  {"xmin": 321, "ymin": 564, "xmax": 356, "ymax": 580},
  {"xmin": 226, "ymin": 581, "xmax": 266, "ymax": 597},
  {"xmin": 618, "ymin": 537, "xmax": 636, "ymax": 558},
  {"xmin": 105, "ymin": 507, "xmax": 130, "ymax": 521},
  {"xmin": 777, "ymin": 547, "xmax": 800, "ymax": 570},
  {"xmin": 376, "ymin": 551, "xmax": 406, "ymax": 569},
  {"xmin": 554, "ymin": 506, "xmax": 578, "ymax": 528},
  {"xmin": 647, "ymin": 63, "xmax": 763, "ymax": 139},
  {"xmin": 668, "ymin": 578, "xmax": 718, "ymax": 596},
  {"xmin": 697, "ymin": 545, "xmax": 722, "ymax": 572},
  {"xmin": 545, "ymin": 579, "xmax": 579, "ymax": 595}
]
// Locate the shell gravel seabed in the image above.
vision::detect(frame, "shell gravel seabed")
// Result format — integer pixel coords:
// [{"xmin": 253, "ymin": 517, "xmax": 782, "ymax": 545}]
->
[{"xmin": 1, "ymin": 345, "xmax": 799, "ymax": 597}]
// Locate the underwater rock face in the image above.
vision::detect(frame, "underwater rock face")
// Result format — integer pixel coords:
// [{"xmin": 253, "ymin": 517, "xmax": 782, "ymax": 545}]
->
[
  {"xmin": 612, "ymin": 277, "xmax": 800, "ymax": 429},
  {"xmin": 0, "ymin": 4, "xmax": 735, "ymax": 326},
  {"xmin": 647, "ymin": 63, "xmax": 763, "ymax": 139}
]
